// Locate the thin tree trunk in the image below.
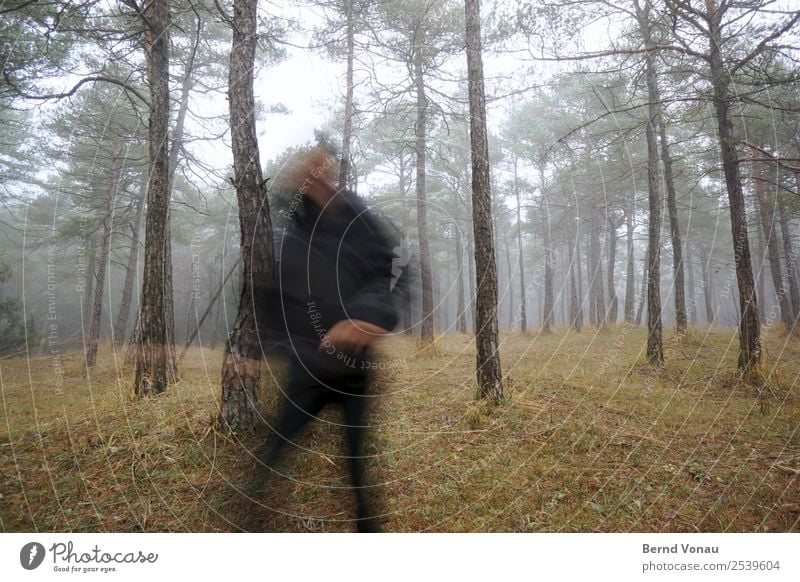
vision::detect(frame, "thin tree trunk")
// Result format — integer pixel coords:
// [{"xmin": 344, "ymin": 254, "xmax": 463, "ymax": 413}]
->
[
  {"xmin": 133, "ymin": 0, "xmax": 172, "ymax": 395},
  {"xmin": 505, "ymin": 236, "xmax": 514, "ymax": 328},
  {"xmin": 84, "ymin": 238, "xmax": 97, "ymax": 331},
  {"xmin": 540, "ymin": 165, "xmax": 554, "ymax": 333},
  {"xmin": 638, "ymin": 0, "xmax": 663, "ymax": 363},
  {"xmin": 338, "ymin": 0, "xmax": 355, "ymax": 190},
  {"xmin": 686, "ymin": 240, "xmax": 697, "ymax": 325},
  {"xmin": 465, "ymin": 0, "xmax": 502, "ymax": 402},
  {"xmin": 568, "ymin": 216, "xmax": 581, "ymax": 332},
  {"xmin": 115, "ymin": 185, "xmax": 145, "ymax": 349},
  {"xmin": 219, "ymin": 0, "xmax": 274, "ymax": 432},
  {"xmin": 456, "ymin": 223, "xmax": 467, "ymax": 333},
  {"xmin": 513, "ymin": 156, "xmax": 527, "ymax": 332},
  {"xmin": 706, "ymin": 0, "xmax": 761, "ymax": 377},
  {"xmin": 756, "ymin": 220, "xmax": 766, "ymax": 323},
  {"xmin": 607, "ymin": 211, "xmax": 619, "ymax": 325},
  {"xmin": 778, "ymin": 192, "xmax": 800, "ymax": 334},
  {"xmin": 753, "ymin": 160, "xmax": 793, "ymax": 330},
  {"xmin": 702, "ymin": 247, "xmax": 714, "ymax": 324},
  {"xmin": 414, "ymin": 32, "xmax": 434, "ymax": 343},
  {"xmin": 575, "ymin": 214, "xmax": 584, "ymax": 330},
  {"xmin": 86, "ymin": 139, "xmax": 121, "ymax": 367},
  {"xmin": 636, "ymin": 251, "xmax": 648, "ymax": 327},
  {"xmin": 591, "ymin": 211, "xmax": 606, "ymax": 328},
  {"xmin": 624, "ymin": 191, "xmax": 636, "ymax": 324}
]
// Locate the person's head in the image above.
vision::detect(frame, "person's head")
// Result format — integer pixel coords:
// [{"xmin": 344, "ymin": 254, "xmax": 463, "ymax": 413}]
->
[{"xmin": 275, "ymin": 146, "xmax": 339, "ymax": 211}]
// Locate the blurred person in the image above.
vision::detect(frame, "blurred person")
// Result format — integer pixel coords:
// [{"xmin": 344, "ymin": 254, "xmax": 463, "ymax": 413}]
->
[{"xmin": 251, "ymin": 145, "xmax": 400, "ymax": 533}]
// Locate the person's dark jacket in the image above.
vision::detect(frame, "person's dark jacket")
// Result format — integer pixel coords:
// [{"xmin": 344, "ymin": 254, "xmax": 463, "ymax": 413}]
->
[{"xmin": 257, "ymin": 190, "xmax": 399, "ymax": 381}]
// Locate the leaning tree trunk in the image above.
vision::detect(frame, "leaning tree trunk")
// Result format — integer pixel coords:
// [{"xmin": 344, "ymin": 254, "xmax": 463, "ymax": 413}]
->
[
  {"xmin": 513, "ymin": 156, "xmax": 527, "ymax": 332},
  {"xmin": 86, "ymin": 138, "xmax": 121, "ymax": 368},
  {"xmin": 219, "ymin": 0, "xmax": 274, "ymax": 432},
  {"xmin": 114, "ymin": 185, "xmax": 145, "ymax": 349},
  {"xmin": 414, "ymin": 33, "xmax": 434, "ymax": 343},
  {"xmin": 465, "ymin": 0, "xmax": 502, "ymax": 402},
  {"xmin": 686, "ymin": 240, "xmax": 697, "ymax": 324},
  {"xmin": 752, "ymin": 160, "xmax": 793, "ymax": 330},
  {"xmin": 706, "ymin": 0, "xmax": 761, "ymax": 377},
  {"xmin": 338, "ymin": 0, "xmax": 355, "ymax": 190},
  {"xmin": 133, "ymin": 0, "xmax": 173, "ymax": 395}
]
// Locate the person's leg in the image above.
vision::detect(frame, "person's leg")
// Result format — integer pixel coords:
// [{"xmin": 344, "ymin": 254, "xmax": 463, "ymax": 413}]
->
[
  {"xmin": 260, "ymin": 383, "xmax": 328, "ymax": 472},
  {"xmin": 340, "ymin": 376, "xmax": 381, "ymax": 532}
]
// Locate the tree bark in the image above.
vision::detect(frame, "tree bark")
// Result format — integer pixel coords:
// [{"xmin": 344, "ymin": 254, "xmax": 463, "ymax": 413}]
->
[
  {"xmin": 414, "ymin": 29, "xmax": 434, "ymax": 343},
  {"xmin": 86, "ymin": 138, "xmax": 121, "ymax": 368},
  {"xmin": 636, "ymin": 250, "xmax": 648, "ymax": 327},
  {"xmin": 702, "ymin": 247, "xmax": 714, "ymax": 324},
  {"xmin": 219, "ymin": 0, "xmax": 275, "ymax": 432},
  {"xmin": 465, "ymin": 0, "xmax": 502, "ymax": 402},
  {"xmin": 705, "ymin": 0, "xmax": 761, "ymax": 377},
  {"xmin": 133, "ymin": 0, "xmax": 173, "ymax": 395}
]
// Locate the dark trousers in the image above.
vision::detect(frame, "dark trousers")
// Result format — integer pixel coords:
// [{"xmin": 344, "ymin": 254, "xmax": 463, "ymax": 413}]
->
[{"xmin": 259, "ymin": 368, "xmax": 379, "ymax": 531}]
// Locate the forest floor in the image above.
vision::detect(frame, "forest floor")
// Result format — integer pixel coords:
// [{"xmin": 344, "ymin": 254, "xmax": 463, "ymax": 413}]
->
[{"xmin": 1, "ymin": 325, "xmax": 799, "ymax": 532}]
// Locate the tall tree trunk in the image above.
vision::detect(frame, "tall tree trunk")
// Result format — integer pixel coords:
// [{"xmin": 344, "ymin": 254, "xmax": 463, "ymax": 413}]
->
[
  {"xmin": 624, "ymin": 191, "xmax": 636, "ymax": 324},
  {"xmin": 466, "ymin": 202, "xmax": 476, "ymax": 331},
  {"xmin": 575, "ymin": 214, "xmax": 584, "ymax": 329},
  {"xmin": 219, "ymin": 0, "xmax": 274, "ymax": 432},
  {"xmin": 540, "ymin": 165, "xmax": 554, "ymax": 333},
  {"xmin": 638, "ymin": 0, "xmax": 663, "ymax": 363},
  {"xmin": 86, "ymin": 139, "xmax": 121, "ymax": 368},
  {"xmin": 706, "ymin": 0, "xmax": 761, "ymax": 377},
  {"xmin": 456, "ymin": 223, "xmax": 467, "ymax": 333},
  {"xmin": 513, "ymin": 156, "xmax": 527, "ymax": 332},
  {"xmin": 635, "ymin": 251, "xmax": 648, "ymax": 327},
  {"xmin": 568, "ymin": 215, "xmax": 582, "ymax": 332},
  {"xmin": 465, "ymin": 0, "xmax": 502, "ymax": 402},
  {"xmin": 591, "ymin": 211, "xmax": 606, "ymax": 327},
  {"xmin": 504, "ymin": 236, "xmax": 514, "ymax": 328},
  {"xmin": 84, "ymin": 238, "xmax": 97, "ymax": 331},
  {"xmin": 587, "ymin": 222, "xmax": 596, "ymax": 325},
  {"xmin": 756, "ymin": 221, "xmax": 766, "ymax": 323},
  {"xmin": 659, "ymin": 114, "xmax": 687, "ymax": 335},
  {"xmin": 414, "ymin": 31, "xmax": 434, "ymax": 343},
  {"xmin": 607, "ymin": 212, "xmax": 618, "ymax": 324},
  {"xmin": 686, "ymin": 240, "xmax": 697, "ymax": 325},
  {"xmin": 702, "ymin": 247, "xmax": 714, "ymax": 324},
  {"xmin": 752, "ymin": 160, "xmax": 793, "ymax": 330},
  {"xmin": 338, "ymin": 0, "xmax": 355, "ymax": 190},
  {"xmin": 114, "ymin": 185, "xmax": 145, "ymax": 348},
  {"xmin": 778, "ymin": 192, "xmax": 800, "ymax": 334},
  {"xmin": 133, "ymin": 0, "xmax": 172, "ymax": 395}
]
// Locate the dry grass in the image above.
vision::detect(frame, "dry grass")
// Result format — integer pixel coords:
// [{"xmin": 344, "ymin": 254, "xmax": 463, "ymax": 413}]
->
[{"xmin": 1, "ymin": 325, "xmax": 798, "ymax": 532}]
